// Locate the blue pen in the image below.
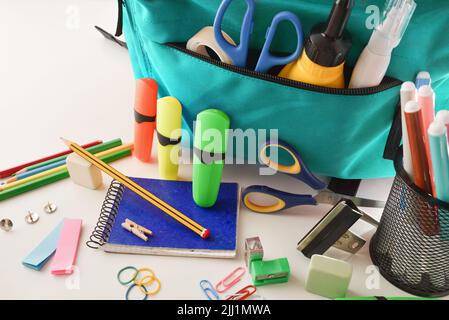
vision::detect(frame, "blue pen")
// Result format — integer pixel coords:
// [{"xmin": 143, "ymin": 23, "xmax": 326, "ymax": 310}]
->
[
  {"xmin": 416, "ymin": 71, "xmax": 432, "ymax": 89},
  {"xmin": 428, "ymin": 121, "xmax": 449, "ymax": 240}
]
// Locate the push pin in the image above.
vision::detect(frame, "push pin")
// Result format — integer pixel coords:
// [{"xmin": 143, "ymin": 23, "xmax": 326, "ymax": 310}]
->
[
  {"xmin": 25, "ymin": 211, "xmax": 40, "ymax": 224},
  {"xmin": 297, "ymin": 199, "xmax": 379, "ymax": 258},
  {"xmin": 121, "ymin": 218, "xmax": 153, "ymax": 241},
  {"xmin": 0, "ymin": 218, "xmax": 13, "ymax": 231},
  {"xmin": 44, "ymin": 201, "xmax": 57, "ymax": 214}
]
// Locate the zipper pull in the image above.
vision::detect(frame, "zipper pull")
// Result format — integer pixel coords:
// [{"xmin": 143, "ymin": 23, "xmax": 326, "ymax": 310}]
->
[
  {"xmin": 95, "ymin": 25, "xmax": 127, "ymax": 49},
  {"xmin": 115, "ymin": 0, "xmax": 124, "ymax": 37}
]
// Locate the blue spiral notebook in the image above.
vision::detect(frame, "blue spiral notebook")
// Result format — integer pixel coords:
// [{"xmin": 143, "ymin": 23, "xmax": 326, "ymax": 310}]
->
[{"xmin": 88, "ymin": 178, "xmax": 240, "ymax": 258}]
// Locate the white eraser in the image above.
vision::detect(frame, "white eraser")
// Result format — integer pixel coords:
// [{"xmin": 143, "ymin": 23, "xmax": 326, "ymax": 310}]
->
[{"xmin": 66, "ymin": 153, "xmax": 103, "ymax": 190}]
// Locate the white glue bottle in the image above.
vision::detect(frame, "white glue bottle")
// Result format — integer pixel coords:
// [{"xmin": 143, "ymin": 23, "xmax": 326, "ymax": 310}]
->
[{"xmin": 349, "ymin": 0, "xmax": 416, "ymax": 89}]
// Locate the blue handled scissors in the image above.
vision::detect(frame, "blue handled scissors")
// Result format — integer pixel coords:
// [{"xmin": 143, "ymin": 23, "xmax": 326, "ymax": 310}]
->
[
  {"xmin": 213, "ymin": 0, "xmax": 304, "ymax": 73},
  {"xmin": 242, "ymin": 140, "xmax": 386, "ymax": 214}
]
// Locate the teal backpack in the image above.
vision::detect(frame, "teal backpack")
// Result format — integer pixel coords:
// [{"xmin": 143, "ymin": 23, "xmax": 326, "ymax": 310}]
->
[{"xmin": 120, "ymin": 0, "xmax": 449, "ymax": 179}]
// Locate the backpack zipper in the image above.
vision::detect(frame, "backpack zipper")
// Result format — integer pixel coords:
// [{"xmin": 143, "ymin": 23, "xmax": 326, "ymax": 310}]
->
[{"xmin": 167, "ymin": 42, "xmax": 402, "ymax": 96}]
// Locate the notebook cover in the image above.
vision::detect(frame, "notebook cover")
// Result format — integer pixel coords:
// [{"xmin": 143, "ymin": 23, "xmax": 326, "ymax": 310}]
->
[{"xmin": 104, "ymin": 178, "xmax": 239, "ymax": 257}]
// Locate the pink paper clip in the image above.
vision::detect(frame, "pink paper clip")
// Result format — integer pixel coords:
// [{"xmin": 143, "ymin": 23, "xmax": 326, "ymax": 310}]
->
[
  {"xmin": 215, "ymin": 267, "xmax": 246, "ymax": 293},
  {"xmin": 226, "ymin": 285, "xmax": 257, "ymax": 300}
]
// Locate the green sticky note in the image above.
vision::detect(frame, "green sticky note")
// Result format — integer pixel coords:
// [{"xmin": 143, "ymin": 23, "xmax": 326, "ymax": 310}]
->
[{"xmin": 306, "ymin": 255, "xmax": 352, "ymax": 299}]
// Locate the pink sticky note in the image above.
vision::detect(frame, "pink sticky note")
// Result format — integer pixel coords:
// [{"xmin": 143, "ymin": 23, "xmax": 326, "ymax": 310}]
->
[{"xmin": 50, "ymin": 218, "xmax": 83, "ymax": 275}]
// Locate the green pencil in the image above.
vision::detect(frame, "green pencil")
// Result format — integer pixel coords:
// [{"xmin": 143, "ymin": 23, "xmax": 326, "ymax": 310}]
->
[
  {"xmin": 15, "ymin": 138, "xmax": 123, "ymax": 174},
  {"xmin": 0, "ymin": 148, "xmax": 131, "ymax": 201}
]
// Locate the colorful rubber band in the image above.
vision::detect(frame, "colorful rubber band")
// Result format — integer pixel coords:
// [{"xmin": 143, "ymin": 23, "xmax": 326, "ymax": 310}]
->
[
  {"xmin": 133, "ymin": 268, "xmax": 155, "ymax": 286},
  {"xmin": 139, "ymin": 276, "xmax": 161, "ymax": 296},
  {"xmin": 125, "ymin": 283, "xmax": 148, "ymax": 300},
  {"xmin": 117, "ymin": 266, "xmax": 138, "ymax": 285}
]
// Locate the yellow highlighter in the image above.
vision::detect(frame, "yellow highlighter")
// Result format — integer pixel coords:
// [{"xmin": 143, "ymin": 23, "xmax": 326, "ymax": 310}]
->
[{"xmin": 156, "ymin": 97, "xmax": 182, "ymax": 180}]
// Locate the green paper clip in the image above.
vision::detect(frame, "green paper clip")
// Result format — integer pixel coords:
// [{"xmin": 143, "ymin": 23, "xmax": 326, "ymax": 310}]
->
[{"xmin": 245, "ymin": 237, "xmax": 290, "ymax": 287}]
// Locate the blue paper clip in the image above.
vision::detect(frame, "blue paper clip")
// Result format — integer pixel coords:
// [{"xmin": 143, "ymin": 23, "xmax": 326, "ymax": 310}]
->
[{"xmin": 200, "ymin": 280, "xmax": 220, "ymax": 300}]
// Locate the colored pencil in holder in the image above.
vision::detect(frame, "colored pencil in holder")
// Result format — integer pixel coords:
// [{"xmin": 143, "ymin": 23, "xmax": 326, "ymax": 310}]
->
[
  {"xmin": 418, "ymin": 85, "xmax": 436, "ymax": 196},
  {"xmin": 370, "ymin": 148, "xmax": 449, "ymax": 297},
  {"xmin": 400, "ymin": 81, "xmax": 417, "ymax": 179},
  {"xmin": 404, "ymin": 101, "xmax": 438, "ymax": 236},
  {"xmin": 428, "ymin": 121, "xmax": 449, "ymax": 241}
]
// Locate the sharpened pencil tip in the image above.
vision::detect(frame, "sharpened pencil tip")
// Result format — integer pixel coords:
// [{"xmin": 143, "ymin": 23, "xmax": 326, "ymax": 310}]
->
[{"xmin": 60, "ymin": 137, "xmax": 72, "ymax": 147}]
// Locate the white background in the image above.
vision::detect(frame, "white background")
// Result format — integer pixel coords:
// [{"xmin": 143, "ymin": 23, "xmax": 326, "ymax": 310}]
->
[{"xmin": 0, "ymin": 0, "xmax": 428, "ymax": 300}]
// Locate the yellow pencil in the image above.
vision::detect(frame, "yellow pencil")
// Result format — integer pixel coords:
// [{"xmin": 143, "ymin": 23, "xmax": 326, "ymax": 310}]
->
[
  {"xmin": 61, "ymin": 138, "xmax": 210, "ymax": 239},
  {"xmin": 0, "ymin": 144, "xmax": 134, "ymax": 192}
]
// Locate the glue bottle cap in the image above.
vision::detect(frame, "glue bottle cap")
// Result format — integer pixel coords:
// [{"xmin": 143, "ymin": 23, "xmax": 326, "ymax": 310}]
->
[{"xmin": 304, "ymin": 0, "xmax": 354, "ymax": 67}]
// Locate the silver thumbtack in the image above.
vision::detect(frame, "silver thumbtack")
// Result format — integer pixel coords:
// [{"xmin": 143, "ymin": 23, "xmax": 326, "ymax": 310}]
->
[
  {"xmin": 44, "ymin": 201, "xmax": 57, "ymax": 214},
  {"xmin": 25, "ymin": 211, "xmax": 40, "ymax": 224},
  {"xmin": 0, "ymin": 218, "xmax": 13, "ymax": 231}
]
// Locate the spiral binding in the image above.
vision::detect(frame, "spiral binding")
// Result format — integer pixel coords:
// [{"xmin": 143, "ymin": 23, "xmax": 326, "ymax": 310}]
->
[{"xmin": 86, "ymin": 180, "xmax": 125, "ymax": 249}]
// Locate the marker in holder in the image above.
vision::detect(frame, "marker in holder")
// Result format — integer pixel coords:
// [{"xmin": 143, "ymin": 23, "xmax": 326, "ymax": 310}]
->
[
  {"xmin": 134, "ymin": 78, "xmax": 158, "ymax": 162},
  {"xmin": 370, "ymin": 148, "xmax": 449, "ymax": 298}
]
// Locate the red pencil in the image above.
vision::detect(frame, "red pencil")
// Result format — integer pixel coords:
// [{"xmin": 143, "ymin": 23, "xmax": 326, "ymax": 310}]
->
[{"xmin": 0, "ymin": 140, "xmax": 103, "ymax": 179}]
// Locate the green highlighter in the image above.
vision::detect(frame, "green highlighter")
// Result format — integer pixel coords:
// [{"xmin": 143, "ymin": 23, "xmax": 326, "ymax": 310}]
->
[{"xmin": 192, "ymin": 109, "xmax": 230, "ymax": 208}]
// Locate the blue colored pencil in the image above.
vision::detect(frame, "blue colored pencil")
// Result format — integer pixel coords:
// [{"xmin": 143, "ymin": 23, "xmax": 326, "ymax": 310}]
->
[
  {"xmin": 8, "ymin": 159, "xmax": 66, "ymax": 182},
  {"xmin": 428, "ymin": 121, "xmax": 449, "ymax": 240}
]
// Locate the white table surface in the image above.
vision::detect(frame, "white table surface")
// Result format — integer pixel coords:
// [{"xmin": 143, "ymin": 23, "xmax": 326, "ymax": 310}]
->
[{"xmin": 0, "ymin": 0, "xmax": 431, "ymax": 300}]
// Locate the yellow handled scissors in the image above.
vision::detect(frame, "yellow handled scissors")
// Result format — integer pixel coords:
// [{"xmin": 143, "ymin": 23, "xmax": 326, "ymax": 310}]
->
[{"xmin": 242, "ymin": 140, "xmax": 386, "ymax": 214}]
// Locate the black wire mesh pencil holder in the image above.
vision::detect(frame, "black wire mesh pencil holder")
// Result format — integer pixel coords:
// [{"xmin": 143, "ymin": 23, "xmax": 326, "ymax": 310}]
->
[{"xmin": 370, "ymin": 150, "xmax": 449, "ymax": 298}]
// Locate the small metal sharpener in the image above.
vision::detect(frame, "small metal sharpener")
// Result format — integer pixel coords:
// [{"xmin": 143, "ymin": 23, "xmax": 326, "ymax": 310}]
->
[{"xmin": 245, "ymin": 237, "xmax": 264, "ymax": 267}]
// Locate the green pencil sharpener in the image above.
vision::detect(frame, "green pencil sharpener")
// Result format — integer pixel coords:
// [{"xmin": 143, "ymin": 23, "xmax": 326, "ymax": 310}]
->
[
  {"xmin": 245, "ymin": 237, "xmax": 290, "ymax": 287},
  {"xmin": 192, "ymin": 109, "xmax": 230, "ymax": 208}
]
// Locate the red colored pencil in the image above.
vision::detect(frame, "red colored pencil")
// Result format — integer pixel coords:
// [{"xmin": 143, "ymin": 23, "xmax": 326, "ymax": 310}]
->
[{"xmin": 0, "ymin": 140, "xmax": 103, "ymax": 179}]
